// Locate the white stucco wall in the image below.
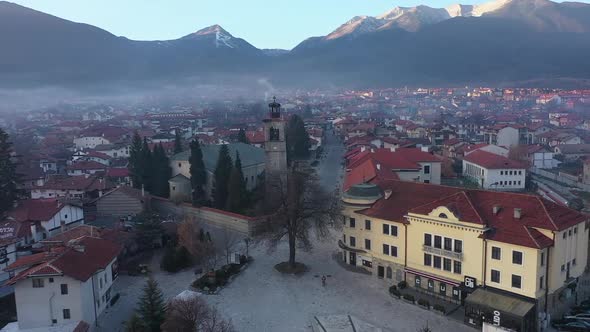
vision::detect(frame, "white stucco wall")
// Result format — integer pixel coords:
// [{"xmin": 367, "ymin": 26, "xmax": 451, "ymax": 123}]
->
[
  {"xmin": 463, "ymin": 161, "xmax": 526, "ymax": 190},
  {"xmin": 41, "ymin": 205, "xmax": 84, "ymax": 236},
  {"xmin": 74, "ymin": 137, "xmax": 110, "ymax": 149}
]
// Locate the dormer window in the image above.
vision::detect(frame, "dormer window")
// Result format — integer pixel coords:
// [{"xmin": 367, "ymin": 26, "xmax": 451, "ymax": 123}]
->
[{"xmin": 438, "ymin": 213, "xmax": 448, "ymax": 219}]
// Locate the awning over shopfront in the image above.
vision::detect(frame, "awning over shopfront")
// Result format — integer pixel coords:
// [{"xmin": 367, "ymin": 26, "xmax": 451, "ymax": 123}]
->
[
  {"xmin": 464, "ymin": 288, "xmax": 536, "ymax": 332},
  {"xmin": 404, "ymin": 267, "xmax": 461, "ymax": 287},
  {"xmin": 466, "ymin": 288, "xmax": 534, "ymax": 318}
]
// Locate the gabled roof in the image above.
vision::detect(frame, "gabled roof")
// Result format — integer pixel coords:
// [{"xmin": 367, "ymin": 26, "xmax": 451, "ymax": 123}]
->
[
  {"xmin": 354, "ymin": 180, "xmax": 587, "ymax": 249},
  {"xmin": 6, "ymin": 236, "xmax": 122, "ymax": 284},
  {"xmin": 38, "ymin": 175, "xmax": 114, "ymax": 191},
  {"xmin": 463, "ymin": 150, "xmax": 526, "ymax": 169},
  {"xmin": 8, "ymin": 199, "xmax": 72, "ymax": 223},
  {"xmin": 66, "ymin": 161, "xmax": 107, "ymax": 171}
]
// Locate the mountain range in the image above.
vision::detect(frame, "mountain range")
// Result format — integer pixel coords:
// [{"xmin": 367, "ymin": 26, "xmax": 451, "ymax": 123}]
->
[{"xmin": 1, "ymin": 0, "xmax": 590, "ymax": 88}]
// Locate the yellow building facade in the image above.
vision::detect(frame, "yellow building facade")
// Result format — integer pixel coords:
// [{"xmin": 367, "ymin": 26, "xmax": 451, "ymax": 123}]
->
[{"xmin": 340, "ymin": 181, "xmax": 588, "ymax": 331}]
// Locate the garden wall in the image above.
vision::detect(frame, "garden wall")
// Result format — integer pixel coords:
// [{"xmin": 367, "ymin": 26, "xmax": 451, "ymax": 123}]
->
[{"xmin": 151, "ymin": 196, "xmax": 268, "ymax": 236}]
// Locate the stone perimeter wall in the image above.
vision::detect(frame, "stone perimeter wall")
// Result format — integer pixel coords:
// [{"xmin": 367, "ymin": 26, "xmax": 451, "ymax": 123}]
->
[{"xmin": 151, "ymin": 196, "xmax": 267, "ymax": 236}]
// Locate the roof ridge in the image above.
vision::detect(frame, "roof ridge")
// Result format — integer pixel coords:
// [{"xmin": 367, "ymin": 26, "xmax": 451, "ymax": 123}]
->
[
  {"xmin": 537, "ymin": 196, "xmax": 558, "ymax": 230},
  {"xmin": 461, "ymin": 191, "xmax": 486, "ymax": 225},
  {"xmin": 524, "ymin": 226, "xmax": 541, "ymax": 249}
]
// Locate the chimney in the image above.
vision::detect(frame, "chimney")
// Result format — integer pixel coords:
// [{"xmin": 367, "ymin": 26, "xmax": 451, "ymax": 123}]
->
[
  {"xmin": 493, "ymin": 205, "xmax": 501, "ymax": 215},
  {"xmin": 514, "ymin": 208, "xmax": 522, "ymax": 219},
  {"xmin": 376, "ymin": 163, "xmax": 381, "ymax": 170},
  {"xmin": 361, "ymin": 146, "xmax": 366, "ymax": 153},
  {"xmin": 421, "ymin": 146, "xmax": 429, "ymax": 153},
  {"xmin": 73, "ymin": 244, "xmax": 85, "ymax": 253},
  {"xmin": 60, "ymin": 220, "xmax": 66, "ymax": 233},
  {"xmin": 390, "ymin": 146, "xmax": 396, "ymax": 152},
  {"xmin": 370, "ymin": 148, "xmax": 375, "ymax": 153}
]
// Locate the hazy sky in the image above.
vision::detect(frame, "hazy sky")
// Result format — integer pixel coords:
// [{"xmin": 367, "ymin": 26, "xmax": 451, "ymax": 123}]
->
[{"xmin": 10, "ymin": 0, "xmax": 587, "ymax": 49}]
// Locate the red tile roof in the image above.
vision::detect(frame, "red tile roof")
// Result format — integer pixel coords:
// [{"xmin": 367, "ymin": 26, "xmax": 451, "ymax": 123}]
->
[
  {"xmin": 354, "ymin": 180, "xmax": 586, "ymax": 249},
  {"xmin": 39, "ymin": 175, "xmax": 114, "ymax": 191},
  {"xmin": 5, "ymin": 236, "xmax": 121, "ymax": 284},
  {"xmin": 106, "ymin": 168, "xmax": 130, "ymax": 177},
  {"xmin": 8, "ymin": 199, "xmax": 66, "ymax": 222},
  {"xmin": 343, "ymin": 158, "xmax": 399, "ymax": 191},
  {"xmin": 463, "ymin": 150, "xmax": 526, "ymax": 169},
  {"xmin": 67, "ymin": 161, "xmax": 107, "ymax": 171}
]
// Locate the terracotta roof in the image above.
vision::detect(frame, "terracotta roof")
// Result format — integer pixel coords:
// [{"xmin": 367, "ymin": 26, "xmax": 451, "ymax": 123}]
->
[
  {"xmin": 245, "ymin": 130, "xmax": 265, "ymax": 144},
  {"xmin": 38, "ymin": 175, "xmax": 114, "ymax": 191},
  {"xmin": 463, "ymin": 150, "xmax": 526, "ymax": 169},
  {"xmin": 8, "ymin": 199, "xmax": 67, "ymax": 222},
  {"xmin": 6, "ymin": 236, "xmax": 121, "ymax": 284},
  {"xmin": 66, "ymin": 161, "xmax": 107, "ymax": 171},
  {"xmin": 348, "ymin": 148, "xmax": 440, "ymax": 171},
  {"xmin": 106, "ymin": 168, "xmax": 130, "ymax": 177},
  {"xmin": 343, "ymin": 158, "xmax": 399, "ymax": 191},
  {"xmin": 355, "ymin": 180, "xmax": 587, "ymax": 249},
  {"xmin": 0, "ymin": 220, "xmax": 23, "ymax": 246}
]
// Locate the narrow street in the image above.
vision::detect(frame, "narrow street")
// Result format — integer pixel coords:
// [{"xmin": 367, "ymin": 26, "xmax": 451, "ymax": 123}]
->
[{"xmin": 316, "ymin": 130, "xmax": 345, "ymax": 192}]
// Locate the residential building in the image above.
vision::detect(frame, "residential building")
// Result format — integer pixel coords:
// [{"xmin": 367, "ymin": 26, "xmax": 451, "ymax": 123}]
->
[
  {"xmin": 66, "ymin": 161, "xmax": 107, "ymax": 177},
  {"xmin": 553, "ymin": 144, "xmax": 590, "ymax": 161},
  {"xmin": 3, "ymin": 236, "xmax": 121, "ymax": 330},
  {"xmin": 340, "ymin": 180, "xmax": 588, "ymax": 331},
  {"xmin": 90, "ymin": 186, "xmax": 149, "ymax": 218},
  {"xmin": 463, "ymin": 150, "xmax": 526, "ymax": 190},
  {"xmin": 31, "ymin": 175, "xmax": 113, "ymax": 200}
]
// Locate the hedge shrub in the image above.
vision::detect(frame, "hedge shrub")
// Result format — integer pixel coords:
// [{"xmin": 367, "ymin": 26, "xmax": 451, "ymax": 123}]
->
[
  {"xmin": 417, "ymin": 298, "xmax": 430, "ymax": 308},
  {"xmin": 433, "ymin": 304, "xmax": 446, "ymax": 313},
  {"xmin": 397, "ymin": 281, "xmax": 408, "ymax": 289},
  {"xmin": 402, "ymin": 294, "xmax": 415, "ymax": 302}
]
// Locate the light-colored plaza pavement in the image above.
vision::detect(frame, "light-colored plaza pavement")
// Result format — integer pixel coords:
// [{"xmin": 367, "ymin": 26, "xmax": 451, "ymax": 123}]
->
[{"xmin": 96, "ymin": 233, "xmax": 474, "ymax": 332}]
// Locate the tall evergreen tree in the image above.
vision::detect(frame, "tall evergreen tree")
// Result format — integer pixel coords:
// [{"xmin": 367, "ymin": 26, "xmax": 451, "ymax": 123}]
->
[
  {"xmin": 286, "ymin": 114, "xmax": 311, "ymax": 163},
  {"xmin": 141, "ymin": 138, "xmax": 153, "ymax": 192},
  {"xmin": 213, "ymin": 145, "xmax": 233, "ymax": 209},
  {"xmin": 152, "ymin": 144, "xmax": 171, "ymax": 198},
  {"xmin": 237, "ymin": 128, "xmax": 249, "ymax": 144},
  {"xmin": 226, "ymin": 151, "xmax": 247, "ymax": 213},
  {"xmin": 129, "ymin": 131, "xmax": 144, "ymax": 189},
  {"xmin": 189, "ymin": 140, "xmax": 207, "ymax": 206},
  {"xmin": 0, "ymin": 128, "xmax": 20, "ymax": 216},
  {"xmin": 173, "ymin": 129, "xmax": 183, "ymax": 154},
  {"xmin": 137, "ymin": 278, "xmax": 166, "ymax": 332}
]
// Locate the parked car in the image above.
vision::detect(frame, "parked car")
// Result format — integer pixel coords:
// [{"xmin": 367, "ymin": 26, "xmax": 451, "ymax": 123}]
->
[{"xmin": 553, "ymin": 319, "xmax": 590, "ymax": 331}]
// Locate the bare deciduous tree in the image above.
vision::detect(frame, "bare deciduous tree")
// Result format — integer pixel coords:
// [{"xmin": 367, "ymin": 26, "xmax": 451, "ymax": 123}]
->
[
  {"xmin": 263, "ymin": 163, "xmax": 339, "ymax": 269},
  {"xmin": 161, "ymin": 296, "xmax": 234, "ymax": 332},
  {"xmin": 220, "ymin": 227, "xmax": 242, "ymax": 264}
]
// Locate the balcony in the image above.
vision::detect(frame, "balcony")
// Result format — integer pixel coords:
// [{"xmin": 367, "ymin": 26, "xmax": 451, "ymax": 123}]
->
[{"xmin": 423, "ymin": 245, "xmax": 463, "ymax": 260}]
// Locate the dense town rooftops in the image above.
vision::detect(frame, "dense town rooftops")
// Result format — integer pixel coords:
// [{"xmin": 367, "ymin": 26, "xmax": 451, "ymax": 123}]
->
[
  {"xmin": 463, "ymin": 150, "xmax": 526, "ymax": 169},
  {"xmin": 352, "ymin": 180, "xmax": 586, "ymax": 249},
  {"xmin": 38, "ymin": 175, "xmax": 113, "ymax": 191},
  {"xmin": 7, "ymin": 199, "xmax": 72, "ymax": 223}
]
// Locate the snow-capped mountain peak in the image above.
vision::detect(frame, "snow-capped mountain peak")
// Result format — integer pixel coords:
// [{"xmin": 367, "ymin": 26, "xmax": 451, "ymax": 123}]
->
[
  {"xmin": 182, "ymin": 24, "xmax": 238, "ymax": 48},
  {"xmin": 325, "ymin": 16, "xmax": 386, "ymax": 40}
]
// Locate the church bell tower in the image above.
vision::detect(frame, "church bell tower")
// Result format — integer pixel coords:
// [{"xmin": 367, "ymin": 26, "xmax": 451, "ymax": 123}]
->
[{"xmin": 263, "ymin": 97, "xmax": 287, "ymax": 185}]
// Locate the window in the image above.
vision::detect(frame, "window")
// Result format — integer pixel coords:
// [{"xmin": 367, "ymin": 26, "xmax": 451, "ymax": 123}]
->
[
  {"xmin": 349, "ymin": 218, "xmax": 356, "ymax": 228},
  {"xmin": 383, "ymin": 224, "xmax": 389, "ymax": 235},
  {"xmin": 61, "ymin": 284, "xmax": 68, "ymax": 295},
  {"xmin": 63, "ymin": 309, "xmax": 71, "ymax": 319},
  {"xmin": 365, "ymin": 239, "xmax": 371, "ymax": 250},
  {"xmin": 573, "ymin": 258, "xmax": 577, "ymax": 266},
  {"xmin": 512, "ymin": 251, "xmax": 523, "ymax": 265},
  {"xmin": 574, "ymin": 227, "xmax": 578, "ymax": 234},
  {"xmin": 391, "ymin": 246, "xmax": 398, "ymax": 257},
  {"xmin": 491, "ymin": 269, "xmax": 501, "ymax": 283},
  {"xmin": 390, "ymin": 225, "xmax": 398, "ymax": 236},
  {"xmin": 383, "ymin": 244, "xmax": 389, "ymax": 256},
  {"xmin": 349, "ymin": 236, "xmax": 356, "ymax": 247},
  {"xmin": 491, "ymin": 247, "xmax": 501, "ymax": 260},
  {"xmin": 434, "ymin": 235, "xmax": 442, "ymax": 249},
  {"xmin": 519, "ymin": 171, "xmax": 522, "ymax": 175},
  {"xmin": 444, "ymin": 238, "xmax": 453, "ymax": 251},
  {"xmin": 365, "ymin": 220, "xmax": 371, "ymax": 230},
  {"xmin": 563, "ymin": 232, "xmax": 567, "ymax": 239},
  {"xmin": 539, "ymin": 276, "xmax": 544, "ymax": 290},
  {"xmin": 386, "ymin": 267, "xmax": 392, "ymax": 279},
  {"xmin": 454, "ymin": 240, "xmax": 463, "ymax": 253},
  {"xmin": 178, "ymin": 163, "xmax": 181, "ymax": 168},
  {"xmin": 569, "ymin": 229, "xmax": 572, "ymax": 236},
  {"xmin": 49, "ymin": 278, "xmax": 54, "ymax": 283},
  {"xmin": 433, "ymin": 256, "xmax": 441, "ymax": 269},
  {"xmin": 424, "ymin": 165, "xmax": 431, "ymax": 174},
  {"xmin": 443, "ymin": 258, "xmax": 452, "ymax": 272},
  {"xmin": 32, "ymin": 279, "xmax": 44, "ymax": 288},
  {"xmin": 540, "ymin": 252, "xmax": 545, "ymax": 267},
  {"xmin": 453, "ymin": 261, "xmax": 462, "ymax": 274},
  {"xmin": 64, "ymin": 214, "xmax": 68, "ymax": 219},
  {"xmin": 424, "ymin": 253, "xmax": 432, "ymax": 266},
  {"xmin": 511, "ymin": 275, "xmax": 522, "ymax": 289},
  {"xmin": 424, "ymin": 234, "xmax": 432, "ymax": 246},
  {"xmin": 500, "ymin": 171, "xmax": 504, "ymax": 175},
  {"xmin": 424, "ymin": 180, "xmax": 430, "ymax": 184}
]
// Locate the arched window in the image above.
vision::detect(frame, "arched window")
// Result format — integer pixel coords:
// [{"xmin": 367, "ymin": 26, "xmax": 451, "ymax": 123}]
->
[
  {"xmin": 438, "ymin": 213, "xmax": 448, "ymax": 219},
  {"xmin": 386, "ymin": 267, "xmax": 392, "ymax": 279}
]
